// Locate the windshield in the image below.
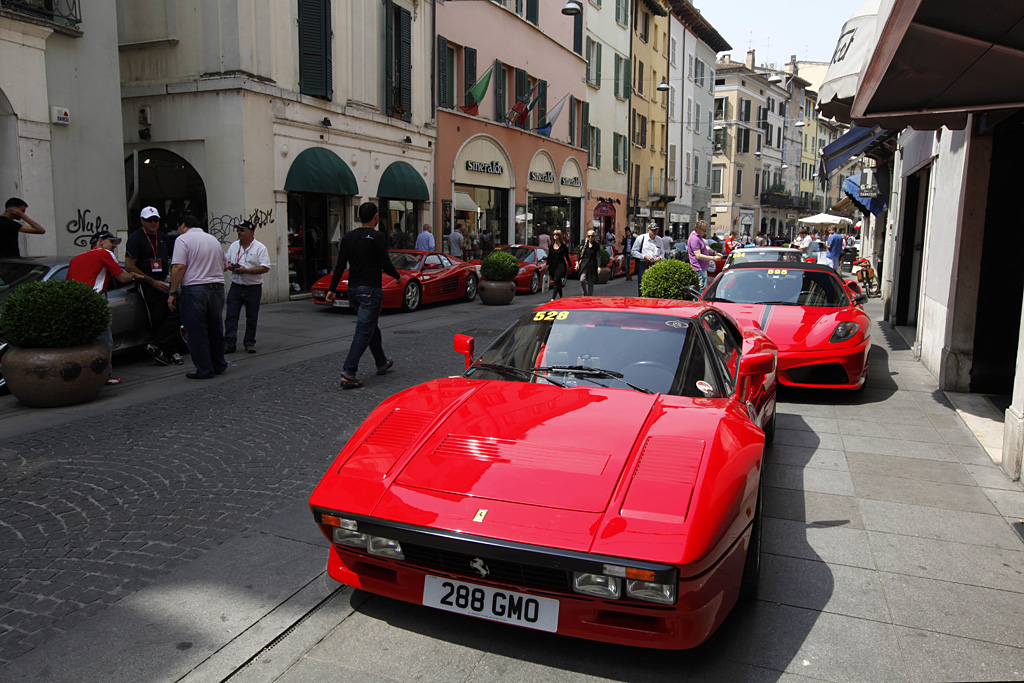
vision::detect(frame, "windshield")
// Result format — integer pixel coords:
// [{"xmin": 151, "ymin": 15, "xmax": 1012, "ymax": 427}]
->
[
  {"xmin": 728, "ymin": 250, "xmax": 803, "ymax": 266},
  {"xmin": 495, "ymin": 246, "xmax": 535, "ymax": 263},
  {"xmin": 0, "ymin": 263, "xmax": 52, "ymax": 305},
  {"xmin": 705, "ymin": 268, "xmax": 850, "ymax": 307},
  {"xmin": 390, "ymin": 252, "xmax": 423, "ymax": 271},
  {"xmin": 466, "ymin": 309, "xmax": 721, "ymax": 397}
]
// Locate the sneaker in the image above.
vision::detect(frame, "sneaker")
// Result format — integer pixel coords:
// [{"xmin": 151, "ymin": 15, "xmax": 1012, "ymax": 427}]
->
[
  {"xmin": 224, "ymin": 346, "xmax": 236, "ymax": 354},
  {"xmin": 376, "ymin": 358, "xmax": 394, "ymax": 375},
  {"xmin": 105, "ymin": 377, "xmax": 122, "ymax": 385},
  {"xmin": 169, "ymin": 353, "xmax": 184, "ymax": 365},
  {"xmin": 245, "ymin": 346, "xmax": 256, "ymax": 354},
  {"xmin": 147, "ymin": 344, "xmax": 171, "ymax": 366}
]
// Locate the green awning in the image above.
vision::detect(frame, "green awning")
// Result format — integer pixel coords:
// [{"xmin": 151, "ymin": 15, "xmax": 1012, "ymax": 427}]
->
[
  {"xmin": 284, "ymin": 147, "xmax": 358, "ymax": 195},
  {"xmin": 377, "ymin": 161, "xmax": 429, "ymax": 201}
]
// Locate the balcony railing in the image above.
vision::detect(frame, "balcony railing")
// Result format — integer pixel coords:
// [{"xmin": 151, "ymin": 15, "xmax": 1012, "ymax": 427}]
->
[
  {"xmin": 1, "ymin": 0, "xmax": 81, "ymax": 30},
  {"xmin": 760, "ymin": 192, "xmax": 810, "ymax": 209}
]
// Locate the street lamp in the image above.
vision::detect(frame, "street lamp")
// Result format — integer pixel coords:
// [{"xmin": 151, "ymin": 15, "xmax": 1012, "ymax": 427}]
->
[
  {"xmin": 656, "ymin": 80, "xmax": 670, "ymax": 92},
  {"xmin": 561, "ymin": 1, "xmax": 582, "ymax": 16}
]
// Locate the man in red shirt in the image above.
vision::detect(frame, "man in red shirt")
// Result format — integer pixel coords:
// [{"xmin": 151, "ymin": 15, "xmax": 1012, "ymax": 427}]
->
[{"xmin": 68, "ymin": 232, "xmax": 139, "ymax": 384}]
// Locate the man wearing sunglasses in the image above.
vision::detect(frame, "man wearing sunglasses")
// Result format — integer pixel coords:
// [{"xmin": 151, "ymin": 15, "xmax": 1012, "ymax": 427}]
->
[{"xmin": 126, "ymin": 206, "xmax": 184, "ymax": 365}]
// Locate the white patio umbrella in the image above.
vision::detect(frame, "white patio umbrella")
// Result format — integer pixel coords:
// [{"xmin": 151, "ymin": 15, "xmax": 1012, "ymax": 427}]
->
[{"xmin": 798, "ymin": 213, "xmax": 854, "ymax": 227}]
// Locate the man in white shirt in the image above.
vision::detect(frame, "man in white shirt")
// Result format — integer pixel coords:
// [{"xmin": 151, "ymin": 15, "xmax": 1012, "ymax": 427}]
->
[
  {"xmin": 224, "ymin": 220, "xmax": 271, "ymax": 354},
  {"xmin": 630, "ymin": 223, "xmax": 664, "ymax": 295},
  {"xmin": 414, "ymin": 225, "xmax": 435, "ymax": 251},
  {"xmin": 798, "ymin": 229, "xmax": 813, "ymax": 260}
]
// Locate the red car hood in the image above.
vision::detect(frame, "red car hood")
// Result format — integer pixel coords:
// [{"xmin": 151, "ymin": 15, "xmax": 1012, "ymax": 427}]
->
[
  {"xmin": 711, "ymin": 302, "xmax": 861, "ymax": 351},
  {"xmin": 310, "ymin": 378, "xmax": 758, "ymax": 565}
]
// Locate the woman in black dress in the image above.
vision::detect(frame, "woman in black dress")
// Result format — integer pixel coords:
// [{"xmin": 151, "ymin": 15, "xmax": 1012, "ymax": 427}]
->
[{"xmin": 548, "ymin": 229, "xmax": 571, "ymax": 300}]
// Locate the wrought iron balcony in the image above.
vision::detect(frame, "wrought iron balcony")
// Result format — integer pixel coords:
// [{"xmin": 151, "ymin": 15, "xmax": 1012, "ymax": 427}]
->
[
  {"xmin": 760, "ymin": 192, "xmax": 809, "ymax": 209},
  {"xmin": 1, "ymin": 0, "xmax": 81, "ymax": 31}
]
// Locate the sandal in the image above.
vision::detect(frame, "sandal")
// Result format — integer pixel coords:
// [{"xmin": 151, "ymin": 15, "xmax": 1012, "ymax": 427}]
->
[
  {"xmin": 376, "ymin": 358, "xmax": 394, "ymax": 376},
  {"xmin": 339, "ymin": 375, "xmax": 363, "ymax": 390}
]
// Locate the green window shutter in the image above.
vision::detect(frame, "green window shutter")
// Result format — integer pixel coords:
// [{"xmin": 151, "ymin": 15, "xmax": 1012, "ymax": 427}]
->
[
  {"xmin": 515, "ymin": 68, "xmax": 528, "ymax": 103},
  {"xmin": 399, "ymin": 7, "xmax": 412, "ymax": 120},
  {"xmin": 465, "ymin": 47, "xmax": 478, "ymax": 106},
  {"xmin": 595, "ymin": 127, "xmax": 601, "ymax": 169},
  {"xmin": 613, "ymin": 133, "xmax": 620, "ymax": 171},
  {"xmin": 385, "ymin": 1, "xmax": 394, "ymax": 114},
  {"xmin": 437, "ymin": 36, "xmax": 449, "ymax": 108},
  {"xmin": 494, "ymin": 59, "xmax": 505, "ymax": 121},
  {"xmin": 536, "ymin": 80, "xmax": 547, "ymax": 127},
  {"xmin": 596, "ymin": 43, "xmax": 602, "ymax": 88},
  {"xmin": 624, "ymin": 57, "xmax": 631, "ymax": 95},
  {"xmin": 585, "ymin": 37, "xmax": 593, "ymax": 84},
  {"xmin": 516, "ymin": 0, "xmax": 523, "ymax": 14},
  {"xmin": 526, "ymin": 0, "xmax": 538, "ymax": 25},
  {"xmin": 581, "ymin": 101, "xmax": 590, "ymax": 150},
  {"xmin": 573, "ymin": 12, "xmax": 583, "ymax": 55},
  {"xmin": 614, "ymin": 54, "xmax": 621, "ymax": 97},
  {"xmin": 298, "ymin": 0, "xmax": 332, "ymax": 100},
  {"xmin": 569, "ymin": 96, "xmax": 576, "ymax": 145}
]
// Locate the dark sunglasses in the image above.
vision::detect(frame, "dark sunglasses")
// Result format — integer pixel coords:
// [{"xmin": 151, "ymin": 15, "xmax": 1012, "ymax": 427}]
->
[{"xmin": 142, "ymin": 217, "xmax": 160, "ymax": 223}]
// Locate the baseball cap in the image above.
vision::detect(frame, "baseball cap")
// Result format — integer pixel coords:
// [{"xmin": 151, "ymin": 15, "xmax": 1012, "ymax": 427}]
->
[
  {"xmin": 235, "ymin": 220, "xmax": 255, "ymax": 231},
  {"xmin": 140, "ymin": 206, "xmax": 160, "ymax": 220},
  {"xmin": 94, "ymin": 231, "xmax": 122, "ymax": 244}
]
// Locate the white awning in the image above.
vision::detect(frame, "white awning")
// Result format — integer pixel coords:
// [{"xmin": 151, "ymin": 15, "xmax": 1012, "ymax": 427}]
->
[
  {"xmin": 818, "ymin": 0, "xmax": 887, "ymax": 123},
  {"xmin": 454, "ymin": 192, "xmax": 480, "ymax": 212},
  {"xmin": 798, "ymin": 213, "xmax": 854, "ymax": 226}
]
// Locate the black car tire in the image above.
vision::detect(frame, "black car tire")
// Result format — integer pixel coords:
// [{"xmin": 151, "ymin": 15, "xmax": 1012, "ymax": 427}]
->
[
  {"xmin": 463, "ymin": 273, "xmax": 478, "ymax": 301},
  {"xmin": 529, "ymin": 271, "xmax": 540, "ymax": 295},
  {"xmin": 764, "ymin": 407, "xmax": 776, "ymax": 445},
  {"xmin": 739, "ymin": 465, "xmax": 763, "ymax": 601},
  {"xmin": 402, "ymin": 281, "xmax": 422, "ymax": 312}
]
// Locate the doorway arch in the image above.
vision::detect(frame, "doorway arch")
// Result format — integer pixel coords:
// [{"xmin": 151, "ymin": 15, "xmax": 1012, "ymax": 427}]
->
[{"xmin": 124, "ymin": 149, "xmax": 207, "ymax": 234}]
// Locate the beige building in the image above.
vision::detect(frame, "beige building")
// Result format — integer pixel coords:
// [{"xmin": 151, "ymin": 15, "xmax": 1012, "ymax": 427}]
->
[{"xmin": 117, "ymin": 0, "xmax": 437, "ymax": 301}]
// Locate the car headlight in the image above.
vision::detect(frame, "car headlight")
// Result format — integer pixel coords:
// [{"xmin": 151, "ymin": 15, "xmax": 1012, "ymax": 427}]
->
[
  {"xmin": 367, "ymin": 536, "xmax": 405, "ymax": 560},
  {"xmin": 626, "ymin": 580, "xmax": 677, "ymax": 604},
  {"xmin": 518, "ymin": 266, "xmax": 527, "ymax": 274},
  {"xmin": 830, "ymin": 321, "xmax": 860, "ymax": 343},
  {"xmin": 331, "ymin": 519, "xmax": 370, "ymax": 548},
  {"xmin": 312, "ymin": 288, "xmax": 326, "ymax": 297},
  {"xmin": 573, "ymin": 572, "xmax": 621, "ymax": 599}
]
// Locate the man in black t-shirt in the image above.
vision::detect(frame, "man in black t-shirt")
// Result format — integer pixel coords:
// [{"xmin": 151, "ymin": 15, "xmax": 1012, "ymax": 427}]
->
[
  {"xmin": 125, "ymin": 206, "xmax": 184, "ymax": 365},
  {"xmin": 0, "ymin": 198, "xmax": 47, "ymax": 258},
  {"xmin": 325, "ymin": 202, "xmax": 401, "ymax": 389}
]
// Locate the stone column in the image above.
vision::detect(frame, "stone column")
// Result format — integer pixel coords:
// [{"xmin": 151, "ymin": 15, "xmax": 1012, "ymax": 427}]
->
[{"xmin": 1002, "ymin": 298, "xmax": 1024, "ymax": 481}]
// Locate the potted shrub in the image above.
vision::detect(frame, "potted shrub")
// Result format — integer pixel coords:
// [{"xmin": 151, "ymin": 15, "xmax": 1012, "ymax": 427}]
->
[
  {"xmin": 0, "ymin": 279, "xmax": 112, "ymax": 407},
  {"xmin": 478, "ymin": 250, "xmax": 519, "ymax": 305},
  {"xmin": 639, "ymin": 259, "xmax": 701, "ymax": 300},
  {"xmin": 597, "ymin": 247, "xmax": 613, "ymax": 284}
]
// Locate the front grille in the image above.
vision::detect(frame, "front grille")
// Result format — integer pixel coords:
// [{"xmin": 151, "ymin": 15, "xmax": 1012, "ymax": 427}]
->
[
  {"xmin": 786, "ymin": 363, "xmax": 849, "ymax": 385},
  {"xmin": 402, "ymin": 542, "xmax": 572, "ymax": 592}
]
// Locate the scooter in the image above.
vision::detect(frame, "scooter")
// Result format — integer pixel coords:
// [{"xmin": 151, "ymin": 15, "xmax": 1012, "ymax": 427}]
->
[{"xmin": 851, "ymin": 258, "xmax": 879, "ymax": 297}]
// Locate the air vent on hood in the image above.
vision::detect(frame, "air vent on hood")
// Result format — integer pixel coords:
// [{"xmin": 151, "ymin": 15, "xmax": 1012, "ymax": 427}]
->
[
  {"xmin": 434, "ymin": 435, "xmax": 608, "ymax": 475},
  {"xmin": 621, "ymin": 436, "xmax": 705, "ymax": 523},
  {"xmin": 341, "ymin": 408, "xmax": 435, "ymax": 478}
]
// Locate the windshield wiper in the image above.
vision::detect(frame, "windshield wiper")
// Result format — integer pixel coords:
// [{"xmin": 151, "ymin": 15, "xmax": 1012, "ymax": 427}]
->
[
  {"xmin": 474, "ymin": 363, "xmax": 566, "ymax": 387},
  {"xmin": 754, "ymin": 300, "xmax": 797, "ymax": 305},
  {"xmin": 534, "ymin": 365, "xmax": 654, "ymax": 394}
]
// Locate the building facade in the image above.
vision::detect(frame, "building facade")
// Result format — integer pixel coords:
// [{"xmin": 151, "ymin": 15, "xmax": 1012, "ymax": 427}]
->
[{"xmin": 118, "ymin": 0, "xmax": 437, "ymax": 302}]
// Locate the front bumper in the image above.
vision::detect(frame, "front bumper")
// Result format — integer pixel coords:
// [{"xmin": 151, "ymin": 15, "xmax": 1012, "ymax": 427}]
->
[
  {"xmin": 317, "ymin": 518, "xmax": 750, "ymax": 650},
  {"xmin": 777, "ymin": 337, "xmax": 870, "ymax": 389}
]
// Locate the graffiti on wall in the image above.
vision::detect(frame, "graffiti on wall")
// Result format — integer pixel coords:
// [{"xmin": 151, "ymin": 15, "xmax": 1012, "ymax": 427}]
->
[
  {"xmin": 208, "ymin": 208, "xmax": 274, "ymax": 243},
  {"xmin": 65, "ymin": 209, "xmax": 111, "ymax": 248}
]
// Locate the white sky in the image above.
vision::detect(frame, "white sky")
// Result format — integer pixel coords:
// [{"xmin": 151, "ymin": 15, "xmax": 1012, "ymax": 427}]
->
[{"xmin": 695, "ymin": 1, "xmax": 855, "ymax": 67}]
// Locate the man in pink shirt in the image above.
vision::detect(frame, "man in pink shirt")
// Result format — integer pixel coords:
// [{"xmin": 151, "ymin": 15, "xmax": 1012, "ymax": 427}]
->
[{"xmin": 167, "ymin": 214, "xmax": 230, "ymax": 379}]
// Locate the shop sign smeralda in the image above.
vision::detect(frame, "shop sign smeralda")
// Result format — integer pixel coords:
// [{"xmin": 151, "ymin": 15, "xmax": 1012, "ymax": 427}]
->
[
  {"xmin": 529, "ymin": 171, "xmax": 555, "ymax": 183},
  {"xmin": 466, "ymin": 160, "xmax": 505, "ymax": 175},
  {"xmin": 560, "ymin": 176, "xmax": 582, "ymax": 187}
]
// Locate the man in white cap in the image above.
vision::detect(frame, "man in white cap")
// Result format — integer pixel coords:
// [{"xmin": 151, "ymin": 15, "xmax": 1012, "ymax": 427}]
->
[
  {"xmin": 126, "ymin": 206, "xmax": 183, "ymax": 365},
  {"xmin": 630, "ymin": 223, "xmax": 665, "ymax": 295}
]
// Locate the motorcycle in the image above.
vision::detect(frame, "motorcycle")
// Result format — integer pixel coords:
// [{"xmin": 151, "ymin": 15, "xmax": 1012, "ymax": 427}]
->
[{"xmin": 851, "ymin": 257, "xmax": 879, "ymax": 297}]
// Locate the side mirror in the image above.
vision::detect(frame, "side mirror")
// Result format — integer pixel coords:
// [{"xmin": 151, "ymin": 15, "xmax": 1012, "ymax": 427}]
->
[
  {"xmin": 738, "ymin": 351, "xmax": 775, "ymax": 377},
  {"xmin": 453, "ymin": 334, "xmax": 475, "ymax": 371},
  {"xmin": 424, "ymin": 262, "xmax": 440, "ymax": 270}
]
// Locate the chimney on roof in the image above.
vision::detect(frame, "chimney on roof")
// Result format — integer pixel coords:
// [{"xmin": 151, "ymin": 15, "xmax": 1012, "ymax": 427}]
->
[
  {"xmin": 722, "ymin": 54, "xmax": 731, "ymax": 65},
  {"xmin": 746, "ymin": 49, "xmax": 756, "ymax": 69},
  {"xmin": 786, "ymin": 54, "xmax": 798, "ymax": 76}
]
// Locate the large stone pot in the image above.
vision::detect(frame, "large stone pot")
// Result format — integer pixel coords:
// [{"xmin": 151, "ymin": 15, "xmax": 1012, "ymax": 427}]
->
[
  {"xmin": 1, "ymin": 343, "xmax": 109, "ymax": 408},
  {"xmin": 596, "ymin": 267, "xmax": 612, "ymax": 284},
  {"xmin": 478, "ymin": 280, "xmax": 516, "ymax": 305}
]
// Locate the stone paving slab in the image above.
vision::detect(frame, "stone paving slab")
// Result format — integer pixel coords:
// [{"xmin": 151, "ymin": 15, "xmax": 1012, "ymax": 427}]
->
[
  {"xmin": 858, "ymin": 499, "xmax": 1021, "ymax": 549},
  {"xmin": 894, "ymin": 626, "xmax": 1024, "ymax": 683},
  {"xmin": 762, "ymin": 517, "xmax": 876, "ymax": 570},
  {"xmin": 758, "ymin": 554, "xmax": 891, "ymax": 622},
  {"xmin": 850, "ymin": 471, "xmax": 1000, "ymax": 513},
  {"xmin": 762, "ymin": 488, "xmax": 864, "ymax": 529},
  {"xmin": 764, "ymin": 462, "xmax": 856, "ymax": 497},
  {"xmin": 845, "ymin": 451, "xmax": 976, "ymax": 485}
]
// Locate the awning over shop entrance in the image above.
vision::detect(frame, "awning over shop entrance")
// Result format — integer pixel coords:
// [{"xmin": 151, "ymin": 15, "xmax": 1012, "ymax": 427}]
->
[
  {"xmin": 377, "ymin": 161, "xmax": 429, "ymax": 201},
  {"xmin": 842, "ymin": 175, "xmax": 887, "ymax": 216},
  {"xmin": 285, "ymin": 147, "xmax": 358, "ymax": 195},
  {"xmin": 819, "ymin": 125, "xmax": 886, "ymax": 180},
  {"xmin": 819, "ymin": 0, "xmax": 1024, "ymax": 130}
]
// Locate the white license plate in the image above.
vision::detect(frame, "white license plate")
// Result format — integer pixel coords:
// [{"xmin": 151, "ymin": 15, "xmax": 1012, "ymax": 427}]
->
[
  {"xmin": 422, "ymin": 575, "xmax": 558, "ymax": 633},
  {"xmin": 332, "ymin": 299, "xmax": 350, "ymax": 308}
]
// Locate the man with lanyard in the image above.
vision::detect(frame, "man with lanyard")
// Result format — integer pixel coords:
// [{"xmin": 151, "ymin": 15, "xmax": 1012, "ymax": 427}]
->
[
  {"xmin": 687, "ymin": 220, "xmax": 723, "ymax": 290},
  {"xmin": 126, "ymin": 206, "xmax": 183, "ymax": 366},
  {"xmin": 325, "ymin": 202, "xmax": 402, "ymax": 390},
  {"xmin": 223, "ymin": 220, "xmax": 271, "ymax": 354},
  {"xmin": 630, "ymin": 223, "xmax": 664, "ymax": 295},
  {"xmin": 68, "ymin": 231, "xmax": 140, "ymax": 385},
  {"xmin": 167, "ymin": 214, "xmax": 230, "ymax": 380}
]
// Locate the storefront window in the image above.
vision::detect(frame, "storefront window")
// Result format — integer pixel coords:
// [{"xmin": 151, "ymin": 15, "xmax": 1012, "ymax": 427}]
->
[
  {"xmin": 384, "ymin": 199, "xmax": 419, "ymax": 249},
  {"xmin": 450, "ymin": 185, "xmax": 508, "ymax": 260},
  {"xmin": 287, "ymin": 193, "xmax": 346, "ymax": 293},
  {"xmin": 528, "ymin": 195, "xmax": 578, "ymax": 250}
]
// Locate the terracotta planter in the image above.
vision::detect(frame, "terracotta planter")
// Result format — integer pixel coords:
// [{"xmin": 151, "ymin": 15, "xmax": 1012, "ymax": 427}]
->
[
  {"xmin": 478, "ymin": 280, "xmax": 516, "ymax": 305},
  {"xmin": 596, "ymin": 267, "xmax": 612, "ymax": 284},
  {"xmin": 1, "ymin": 343, "xmax": 109, "ymax": 408}
]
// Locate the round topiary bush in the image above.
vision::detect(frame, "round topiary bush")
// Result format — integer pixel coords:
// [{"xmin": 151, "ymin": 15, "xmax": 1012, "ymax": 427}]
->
[
  {"xmin": 480, "ymin": 250, "xmax": 520, "ymax": 281},
  {"xmin": 599, "ymin": 247, "xmax": 611, "ymax": 266},
  {"xmin": 0, "ymin": 279, "xmax": 111, "ymax": 348},
  {"xmin": 640, "ymin": 259, "xmax": 700, "ymax": 300}
]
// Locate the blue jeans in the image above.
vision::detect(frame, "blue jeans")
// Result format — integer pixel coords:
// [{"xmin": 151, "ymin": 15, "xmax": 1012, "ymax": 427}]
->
[
  {"xmin": 180, "ymin": 284, "xmax": 227, "ymax": 378},
  {"xmin": 344, "ymin": 285, "xmax": 387, "ymax": 377},
  {"xmin": 224, "ymin": 283, "xmax": 262, "ymax": 349},
  {"xmin": 635, "ymin": 260, "xmax": 649, "ymax": 295},
  {"xmin": 696, "ymin": 268, "xmax": 708, "ymax": 291}
]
